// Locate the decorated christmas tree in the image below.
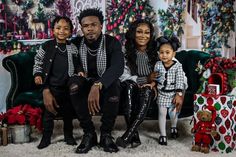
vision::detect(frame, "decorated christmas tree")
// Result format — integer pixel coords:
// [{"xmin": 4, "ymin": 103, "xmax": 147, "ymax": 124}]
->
[
  {"xmin": 158, "ymin": 0, "xmax": 186, "ymax": 37},
  {"xmin": 197, "ymin": 0, "xmax": 236, "ymax": 56},
  {"xmin": 106, "ymin": 0, "xmax": 156, "ymax": 43},
  {"xmin": 56, "ymin": 0, "xmax": 71, "ymax": 17}
]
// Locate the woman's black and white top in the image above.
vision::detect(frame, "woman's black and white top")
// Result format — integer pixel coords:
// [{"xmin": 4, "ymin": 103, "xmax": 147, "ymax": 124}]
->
[{"xmin": 120, "ymin": 51, "xmax": 152, "ymax": 85}]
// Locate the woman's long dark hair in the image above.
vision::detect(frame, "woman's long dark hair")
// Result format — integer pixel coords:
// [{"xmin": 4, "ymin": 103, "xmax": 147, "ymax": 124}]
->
[{"xmin": 125, "ymin": 19, "xmax": 158, "ymax": 74}]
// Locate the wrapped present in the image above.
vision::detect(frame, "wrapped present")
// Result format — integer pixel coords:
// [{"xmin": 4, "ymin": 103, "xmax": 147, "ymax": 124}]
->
[
  {"xmin": 193, "ymin": 94, "xmax": 236, "ymax": 153},
  {"xmin": 1, "ymin": 127, "xmax": 8, "ymax": 146}
]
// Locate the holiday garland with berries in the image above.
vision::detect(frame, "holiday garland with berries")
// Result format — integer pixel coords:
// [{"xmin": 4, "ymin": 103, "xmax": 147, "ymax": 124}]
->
[
  {"xmin": 106, "ymin": 0, "xmax": 156, "ymax": 43},
  {"xmin": 158, "ymin": 0, "xmax": 186, "ymax": 37},
  {"xmin": 196, "ymin": 56, "xmax": 236, "ymax": 94},
  {"xmin": 197, "ymin": 0, "xmax": 236, "ymax": 56}
]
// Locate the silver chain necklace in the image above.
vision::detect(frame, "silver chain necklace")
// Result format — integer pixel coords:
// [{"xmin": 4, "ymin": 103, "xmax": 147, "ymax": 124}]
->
[
  {"xmin": 86, "ymin": 46, "xmax": 98, "ymax": 56},
  {"xmin": 87, "ymin": 47, "xmax": 98, "ymax": 52},
  {"xmin": 87, "ymin": 49, "xmax": 97, "ymax": 56},
  {"xmin": 55, "ymin": 43, "xmax": 66, "ymax": 53}
]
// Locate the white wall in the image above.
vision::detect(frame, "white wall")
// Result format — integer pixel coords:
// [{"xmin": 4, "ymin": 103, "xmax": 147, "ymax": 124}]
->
[
  {"xmin": 0, "ymin": 55, "xmax": 10, "ymax": 112},
  {"xmin": 150, "ymin": 0, "xmax": 169, "ymax": 12}
]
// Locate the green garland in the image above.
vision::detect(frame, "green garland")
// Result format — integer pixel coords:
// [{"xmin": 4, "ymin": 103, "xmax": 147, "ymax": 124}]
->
[
  {"xmin": 197, "ymin": 0, "xmax": 236, "ymax": 56},
  {"xmin": 158, "ymin": 0, "xmax": 186, "ymax": 37}
]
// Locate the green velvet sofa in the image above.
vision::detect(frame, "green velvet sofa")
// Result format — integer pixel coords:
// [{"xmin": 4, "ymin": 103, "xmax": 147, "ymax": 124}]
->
[{"xmin": 2, "ymin": 49, "xmax": 211, "ymax": 119}]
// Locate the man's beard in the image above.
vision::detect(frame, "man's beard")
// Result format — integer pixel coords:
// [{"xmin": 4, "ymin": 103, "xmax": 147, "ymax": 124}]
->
[
  {"xmin": 86, "ymin": 34, "xmax": 97, "ymax": 43},
  {"xmin": 87, "ymin": 38, "xmax": 96, "ymax": 43}
]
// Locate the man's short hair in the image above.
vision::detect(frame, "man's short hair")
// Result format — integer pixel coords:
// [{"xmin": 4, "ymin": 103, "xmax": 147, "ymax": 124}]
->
[{"xmin": 78, "ymin": 8, "xmax": 104, "ymax": 25}]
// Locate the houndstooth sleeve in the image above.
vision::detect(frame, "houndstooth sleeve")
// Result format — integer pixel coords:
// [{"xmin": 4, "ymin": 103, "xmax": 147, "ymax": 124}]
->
[
  {"xmin": 175, "ymin": 62, "xmax": 185, "ymax": 90},
  {"xmin": 33, "ymin": 45, "xmax": 45, "ymax": 76}
]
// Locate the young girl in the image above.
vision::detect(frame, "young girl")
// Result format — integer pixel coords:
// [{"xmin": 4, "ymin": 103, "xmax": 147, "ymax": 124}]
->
[
  {"xmin": 33, "ymin": 16, "xmax": 83, "ymax": 149},
  {"xmin": 154, "ymin": 36, "xmax": 186, "ymax": 145}
]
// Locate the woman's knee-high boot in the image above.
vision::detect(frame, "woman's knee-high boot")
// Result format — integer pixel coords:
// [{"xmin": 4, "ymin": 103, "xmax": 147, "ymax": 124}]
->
[
  {"xmin": 123, "ymin": 81, "xmax": 141, "ymax": 147},
  {"xmin": 123, "ymin": 81, "xmax": 135, "ymax": 126},
  {"xmin": 116, "ymin": 87, "xmax": 152, "ymax": 148}
]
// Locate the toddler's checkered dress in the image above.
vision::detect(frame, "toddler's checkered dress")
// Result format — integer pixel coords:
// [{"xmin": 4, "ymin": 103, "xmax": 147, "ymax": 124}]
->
[{"xmin": 154, "ymin": 60, "xmax": 185, "ymax": 108}]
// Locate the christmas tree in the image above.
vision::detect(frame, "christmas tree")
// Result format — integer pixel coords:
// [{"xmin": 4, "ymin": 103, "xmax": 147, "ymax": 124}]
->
[
  {"xmin": 106, "ymin": 0, "xmax": 156, "ymax": 44},
  {"xmin": 197, "ymin": 0, "xmax": 236, "ymax": 56},
  {"xmin": 158, "ymin": 0, "xmax": 186, "ymax": 37},
  {"xmin": 56, "ymin": 0, "xmax": 72, "ymax": 17},
  {"xmin": 35, "ymin": 4, "xmax": 46, "ymax": 21}
]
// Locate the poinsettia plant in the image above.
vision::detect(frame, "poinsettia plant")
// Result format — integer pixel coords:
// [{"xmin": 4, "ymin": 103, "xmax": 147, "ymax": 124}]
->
[{"xmin": 0, "ymin": 104, "xmax": 43, "ymax": 131}]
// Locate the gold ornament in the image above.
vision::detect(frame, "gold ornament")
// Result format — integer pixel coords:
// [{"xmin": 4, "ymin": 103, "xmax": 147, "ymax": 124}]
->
[
  {"xmin": 109, "ymin": 32, "xmax": 114, "ymax": 36},
  {"xmin": 119, "ymin": 25, "xmax": 124, "ymax": 33},
  {"xmin": 129, "ymin": 17, "xmax": 133, "ymax": 22},
  {"xmin": 142, "ymin": 12, "xmax": 146, "ymax": 18},
  {"xmin": 150, "ymin": 11, "xmax": 154, "ymax": 17}
]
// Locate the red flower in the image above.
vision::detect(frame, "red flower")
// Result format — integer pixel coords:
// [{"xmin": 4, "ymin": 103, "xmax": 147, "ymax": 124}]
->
[
  {"xmin": 7, "ymin": 114, "xmax": 17, "ymax": 124},
  {"xmin": 0, "ymin": 104, "xmax": 43, "ymax": 131}
]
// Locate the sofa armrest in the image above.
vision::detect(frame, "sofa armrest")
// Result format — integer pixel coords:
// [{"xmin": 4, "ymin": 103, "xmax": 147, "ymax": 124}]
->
[
  {"xmin": 2, "ymin": 51, "xmax": 37, "ymax": 109},
  {"xmin": 176, "ymin": 50, "xmax": 211, "ymax": 117},
  {"xmin": 176, "ymin": 50, "xmax": 211, "ymax": 93}
]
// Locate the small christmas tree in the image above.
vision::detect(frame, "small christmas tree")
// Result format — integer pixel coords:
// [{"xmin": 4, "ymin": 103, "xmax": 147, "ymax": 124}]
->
[
  {"xmin": 56, "ymin": 0, "xmax": 72, "ymax": 17},
  {"xmin": 158, "ymin": 0, "xmax": 186, "ymax": 37},
  {"xmin": 197, "ymin": 0, "xmax": 236, "ymax": 56},
  {"xmin": 106, "ymin": 0, "xmax": 156, "ymax": 44},
  {"xmin": 35, "ymin": 4, "xmax": 46, "ymax": 21}
]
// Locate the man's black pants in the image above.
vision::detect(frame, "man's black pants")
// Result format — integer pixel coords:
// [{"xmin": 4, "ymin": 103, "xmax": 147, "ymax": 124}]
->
[{"xmin": 68, "ymin": 76, "xmax": 120, "ymax": 135}]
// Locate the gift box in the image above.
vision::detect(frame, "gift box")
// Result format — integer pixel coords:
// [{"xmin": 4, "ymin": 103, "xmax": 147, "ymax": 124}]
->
[
  {"xmin": 0, "ymin": 127, "xmax": 8, "ymax": 146},
  {"xmin": 193, "ymin": 94, "xmax": 236, "ymax": 153}
]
